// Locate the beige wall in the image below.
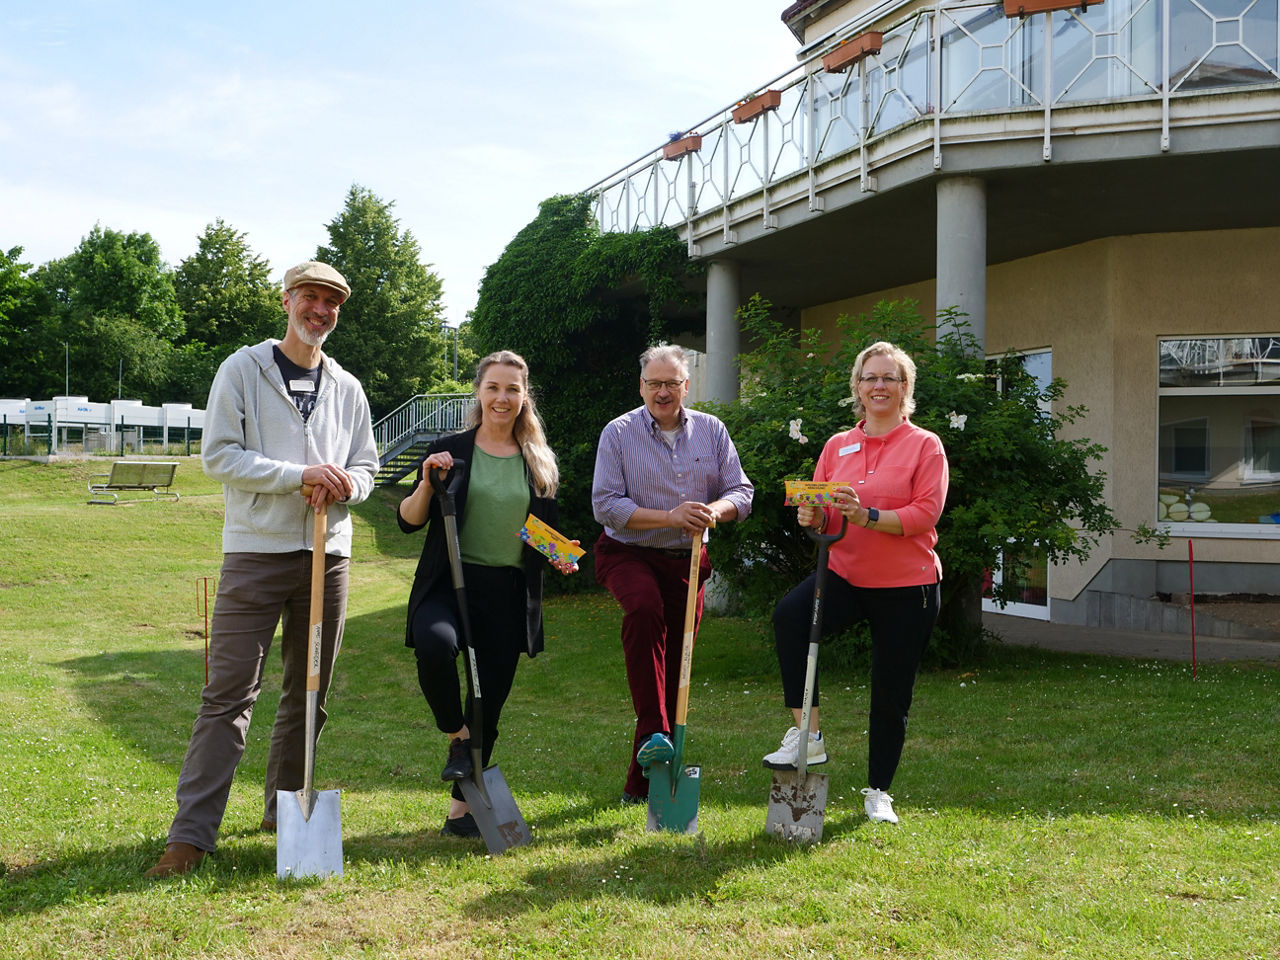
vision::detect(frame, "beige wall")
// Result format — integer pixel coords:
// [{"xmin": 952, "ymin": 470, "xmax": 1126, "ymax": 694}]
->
[{"xmin": 796, "ymin": 226, "xmax": 1280, "ymax": 601}]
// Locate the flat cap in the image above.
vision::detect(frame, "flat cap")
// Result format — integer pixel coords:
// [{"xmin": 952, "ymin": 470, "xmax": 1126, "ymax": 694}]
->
[{"xmin": 283, "ymin": 261, "xmax": 351, "ymax": 300}]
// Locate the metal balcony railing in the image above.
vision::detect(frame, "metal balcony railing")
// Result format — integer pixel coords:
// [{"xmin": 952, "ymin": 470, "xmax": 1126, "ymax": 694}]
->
[{"xmin": 588, "ymin": 0, "xmax": 1279, "ymax": 241}]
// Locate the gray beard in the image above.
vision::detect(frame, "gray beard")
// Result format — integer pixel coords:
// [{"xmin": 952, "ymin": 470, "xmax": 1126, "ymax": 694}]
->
[{"xmin": 291, "ymin": 317, "xmax": 331, "ymax": 348}]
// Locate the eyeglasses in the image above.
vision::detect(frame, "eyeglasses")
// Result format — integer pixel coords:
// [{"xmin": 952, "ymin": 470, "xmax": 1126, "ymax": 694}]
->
[
  {"xmin": 857, "ymin": 375, "xmax": 905, "ymax": 385},
  {"xmin": 642, "ymin": 378, "xmax": 686, "ymax": 391}
]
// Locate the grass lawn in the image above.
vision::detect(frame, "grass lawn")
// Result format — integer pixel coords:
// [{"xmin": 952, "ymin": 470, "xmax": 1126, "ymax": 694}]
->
[{"xmin": 1, "ymin": 458, "xmax": 1277, "ymax": 959}]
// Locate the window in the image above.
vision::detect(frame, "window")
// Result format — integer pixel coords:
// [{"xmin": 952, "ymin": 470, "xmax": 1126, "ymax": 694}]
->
[
  {"xmin": 983, "ymin": 348, "xmax": 1053, "ymax": 619},
  {"xmin": 1164, "ymin": 418, "xmax": 1209, "ymax": 478},
  {"xmin": 1245, "ymin": 418, "xmax": 1280, "ymax": 482},
  {"xmin": 1157, "ymin": 336, "xmax": 1280, "ymax": 532}
]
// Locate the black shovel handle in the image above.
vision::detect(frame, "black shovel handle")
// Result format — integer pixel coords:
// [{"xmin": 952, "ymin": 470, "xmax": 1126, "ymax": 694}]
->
[
  {"xmin": 427, "ymin": 461, "xmax": 489, "ymax": 802},
  {"xmin": 426, "ymin": 459, "xmax": 467, "ymax": 511},
  {"xmin": 804, "ymin": 518, "xmax": 848, "ymax": 647}
]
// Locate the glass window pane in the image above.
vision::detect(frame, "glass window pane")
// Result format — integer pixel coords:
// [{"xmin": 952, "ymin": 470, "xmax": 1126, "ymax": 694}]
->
[
  {"xmin": 1159, "ymin": 337, "xmax": 1280, "ymax": 387},
  {"xmin": 1246, "ymin": 419, "xmax": 1280, "ymax": 480},
  {"xmin": 1158, "ymin": 395, "xmax": 1280, "ymax": 525}
]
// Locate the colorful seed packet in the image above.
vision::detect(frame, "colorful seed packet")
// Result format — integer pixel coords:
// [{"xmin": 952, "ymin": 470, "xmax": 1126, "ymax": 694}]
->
[
  {"xmin": 518, "ymin": 514, "xmax": 585, "ymax": 564},
  {"xmin": 784, "ymin": 480, "xmax": 843, "ymax": 506}
]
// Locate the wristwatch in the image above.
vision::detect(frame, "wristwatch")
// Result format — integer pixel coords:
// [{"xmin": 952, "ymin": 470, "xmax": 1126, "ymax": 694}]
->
[{"xmin": 866, "ymin": 507, "xmax": 879, "ymax": 527}]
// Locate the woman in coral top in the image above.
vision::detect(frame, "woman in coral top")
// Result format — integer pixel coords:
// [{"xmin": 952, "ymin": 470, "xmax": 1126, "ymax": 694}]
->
[{"xmin": 762, "ymin": 341, "xmax": 948, "ymax": 825}]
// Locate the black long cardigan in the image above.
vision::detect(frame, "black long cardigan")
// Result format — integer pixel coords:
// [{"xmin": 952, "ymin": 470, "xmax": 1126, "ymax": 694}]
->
[{"xmin": 398, "ymin": 427, "xmax": 558, "ymax": 658}]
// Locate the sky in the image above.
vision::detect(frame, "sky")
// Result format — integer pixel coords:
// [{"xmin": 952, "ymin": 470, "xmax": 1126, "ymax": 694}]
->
[{"xmin": 0, "ymin": 1, "xmax": 805, "ymax": 328}]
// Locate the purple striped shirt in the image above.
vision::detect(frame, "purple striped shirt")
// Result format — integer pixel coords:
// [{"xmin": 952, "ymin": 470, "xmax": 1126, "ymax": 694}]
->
[{"xmin": 592, "ymin": 405, "xmax": 754, "ymax": 550}]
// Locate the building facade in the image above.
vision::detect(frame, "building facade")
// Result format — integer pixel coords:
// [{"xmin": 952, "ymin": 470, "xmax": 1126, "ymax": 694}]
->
[{"xmin": 588, "ymin": 0, "xmax": 1279, "ymax": 628}]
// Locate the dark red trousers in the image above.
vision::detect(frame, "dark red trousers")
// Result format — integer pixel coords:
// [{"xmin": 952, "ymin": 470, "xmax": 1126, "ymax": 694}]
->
[{"xmin": 594, "ymin": 533, "xmax": 711, "ymax": 798}]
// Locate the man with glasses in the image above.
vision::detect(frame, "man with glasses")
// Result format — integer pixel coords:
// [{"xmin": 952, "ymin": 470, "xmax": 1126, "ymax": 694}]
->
[{"xmin": 591, "ymin": 344, "xmax": 753, "ymax": 805}]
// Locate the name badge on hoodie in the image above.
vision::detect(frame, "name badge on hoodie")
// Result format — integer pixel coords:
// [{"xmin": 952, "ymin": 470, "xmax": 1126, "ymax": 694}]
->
[
  {"xmin": 839, "ymin": 442, "xmax": 861, "ymax": 456},
  {"xmin": 289, "ymin": 379, "xmax": 316, "ymax": 393}
]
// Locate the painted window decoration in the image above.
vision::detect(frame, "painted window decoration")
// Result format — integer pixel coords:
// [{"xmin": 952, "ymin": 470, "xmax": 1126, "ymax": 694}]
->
[{"xmin": 1157, "ymin": 336, "xmax": 1280, "ymax": 529}]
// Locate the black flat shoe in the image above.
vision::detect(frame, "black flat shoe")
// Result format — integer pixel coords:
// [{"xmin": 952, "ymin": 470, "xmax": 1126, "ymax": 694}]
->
[
  {"xmin": 441, "ymin": 737, "xmax": 473, "ymax": 782},
  {"xmin": 440, "ymin": 812, "xmax": 481, "ymax": 838}
]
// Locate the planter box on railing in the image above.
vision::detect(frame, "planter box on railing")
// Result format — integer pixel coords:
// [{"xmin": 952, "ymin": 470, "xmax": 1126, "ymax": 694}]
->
[
  {"xmin": 731, "ymin": 89, "xmax": 782, "ymax": 124},
  {"xmin": 821, "ymin": 32, "xmax": 883, "ymax": 74},
  {"xmin": 1003, "ymin": 0, "xmax": 1102, "ymax": 15},
  {"xmin": 662, "ymin": 134, "xmax": 703, "ymax": 160}
]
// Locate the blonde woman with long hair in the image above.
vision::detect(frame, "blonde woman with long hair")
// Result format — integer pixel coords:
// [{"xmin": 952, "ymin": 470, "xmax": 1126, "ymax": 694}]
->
[{"xmin": 398, "ymin": 350, "xmax": 577, "ymax": 838}]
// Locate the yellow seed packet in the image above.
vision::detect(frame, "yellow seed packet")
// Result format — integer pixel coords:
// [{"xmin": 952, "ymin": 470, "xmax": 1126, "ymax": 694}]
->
[
  {"xmin": 518, "ymin": 514, "xmax": 585, "ymax": 564},
  {"xmin": 784, "ymin": 480, "xmax": 843, "ymax": 506}
]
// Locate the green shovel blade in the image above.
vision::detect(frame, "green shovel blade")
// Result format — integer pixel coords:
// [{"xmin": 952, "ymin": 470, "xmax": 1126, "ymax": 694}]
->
[{"xmin": 646, "ymin": 761, "xmax": 700, "ymax": 834}]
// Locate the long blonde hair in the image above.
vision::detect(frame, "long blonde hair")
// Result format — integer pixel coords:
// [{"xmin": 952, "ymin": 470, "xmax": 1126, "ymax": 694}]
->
[
  {"xmin": 466, "ymin": 350, "xmax": 559, "ymax": 497},
  {"xmin": 848, "ymin": 341, "xmax": 918, "ymax": 420}
]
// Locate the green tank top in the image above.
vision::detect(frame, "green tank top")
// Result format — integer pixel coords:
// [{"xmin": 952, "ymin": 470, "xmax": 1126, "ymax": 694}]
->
[{"xmin": 459, "ymin": 446, "xmax": 530, "ymax": 568}]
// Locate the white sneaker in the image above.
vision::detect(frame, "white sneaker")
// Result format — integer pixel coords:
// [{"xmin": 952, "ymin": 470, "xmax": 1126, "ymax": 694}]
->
[
  {"xmin": 862, "ymin": 787, "xmax": 898, "ymax": 823},
  {"xmin": 761, "ymin": 726, "xmax": 827, "ymax": 769}
]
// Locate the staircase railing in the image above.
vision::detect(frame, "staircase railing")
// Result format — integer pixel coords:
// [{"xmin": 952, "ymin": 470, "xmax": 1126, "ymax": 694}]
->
[{"xmin": 373, "ymin": 393, "xmax": 472, "ymax": 460}]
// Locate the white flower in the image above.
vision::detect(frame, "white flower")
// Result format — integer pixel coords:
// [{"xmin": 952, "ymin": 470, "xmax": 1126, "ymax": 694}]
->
[
  {"xmin": 956, "ymin": 373, "xmax": 982, "ymax": 381},
  {"xmin": 949, "ymin": 411, "xmax": 967, "ymax": 431},
  {"xmin": 788, "ymin": 418, "xmax": 808, "ymax": 444}
]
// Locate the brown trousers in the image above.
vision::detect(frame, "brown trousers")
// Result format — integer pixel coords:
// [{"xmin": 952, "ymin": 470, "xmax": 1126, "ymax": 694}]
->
[{"xmin": 167, "ymin": 550, "xmax": 348, "ymax": 852}]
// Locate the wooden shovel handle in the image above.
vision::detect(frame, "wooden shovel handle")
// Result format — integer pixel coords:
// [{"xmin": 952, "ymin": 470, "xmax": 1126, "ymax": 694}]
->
[
  {"xmin": 307, "ymin": 492, "xmax": 327, "ymax": 692},
  {"xmin": 673, "ymin": 521, "xmax": 713, "ymax": 726}
]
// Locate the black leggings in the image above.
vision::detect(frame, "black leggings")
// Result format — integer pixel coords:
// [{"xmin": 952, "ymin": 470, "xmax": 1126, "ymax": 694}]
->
[
  {"xmin": 773, "ymin": 573, "xmax": 939, "ymax": 790},
  {"xmin": 411, "ymin": 564, "xmax": 526, "ymax": 800}
]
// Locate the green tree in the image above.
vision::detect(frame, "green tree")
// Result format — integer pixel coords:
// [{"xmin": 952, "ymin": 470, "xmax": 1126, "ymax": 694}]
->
[
  {"xmin": 0, "ymin": 246, "xmax": 46, "ymax": 398},
  {"xmin": 470, "ymin": 194, "xmax": 699, "ymax": 573},
  {"xmin": 317, "ymin": 185, "xmax": 447, "ymax": 419},
  {"xmin": 171, "ymin": 220, "xmax": 282, "ymax": 406},
  {"xmin": 704, "ymin": 295, "xmax": 1120, "ymax": 664},
  {"xmin": 37, "ymin": 225, "xmax": 183, "ymax": 403}
]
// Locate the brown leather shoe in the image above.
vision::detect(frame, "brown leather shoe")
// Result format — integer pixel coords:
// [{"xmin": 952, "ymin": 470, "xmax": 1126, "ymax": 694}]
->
[
  {"xmin": 144, "ymin": 842, "xmax": 206, "ymax": 879},
  {"xmin": 260, "ymin": 818, "xmax": 276, "ymax": 833}
]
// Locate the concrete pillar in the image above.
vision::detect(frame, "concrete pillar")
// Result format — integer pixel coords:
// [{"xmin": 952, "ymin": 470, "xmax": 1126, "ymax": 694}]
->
[
  {"xmin": 936, "ymin": 177, "xmax": 987, "ymax": 350},
  {"xmin": 705, "ymin": 260, "xmax": 741, "ymax": 402}
]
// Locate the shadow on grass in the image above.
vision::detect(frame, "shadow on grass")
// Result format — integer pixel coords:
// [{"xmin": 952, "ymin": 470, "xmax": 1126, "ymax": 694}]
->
[
  {"xmin": 0, "ymin": 820, "xmax": 540, "ymax": 917},
  {"xmin": 463, "ymin": 815, "xmax": 886, "ymax": 919}
]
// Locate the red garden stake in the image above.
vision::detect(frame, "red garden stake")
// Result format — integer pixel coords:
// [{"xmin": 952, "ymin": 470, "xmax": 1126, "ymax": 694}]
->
[{"xmin": 1187, "ymin": 540, "xmax": 1197, "ymax": 680}]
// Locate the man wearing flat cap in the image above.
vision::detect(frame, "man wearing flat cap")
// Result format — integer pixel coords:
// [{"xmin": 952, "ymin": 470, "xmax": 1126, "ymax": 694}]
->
[{"xmin": 147, "ymin": 261, "xmax": 378, "ymax": 878}]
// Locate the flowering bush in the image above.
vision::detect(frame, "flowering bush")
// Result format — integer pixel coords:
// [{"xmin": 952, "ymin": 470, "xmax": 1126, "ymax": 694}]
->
[{"xmin": 700, "ymin": 295, "xmax": 1120, "ymax": 665}]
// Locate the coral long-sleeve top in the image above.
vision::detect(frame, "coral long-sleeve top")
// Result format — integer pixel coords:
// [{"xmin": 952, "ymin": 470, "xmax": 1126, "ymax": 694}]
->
[{"xmin": 814, "ymin": 419, "xmax": 948, "ymax": 588}]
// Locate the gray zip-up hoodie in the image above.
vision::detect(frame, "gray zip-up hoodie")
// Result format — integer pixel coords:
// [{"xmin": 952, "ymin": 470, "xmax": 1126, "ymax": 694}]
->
[{"xmin": 201, "ymin": 340, "xmax": 379, "ymax": 557}]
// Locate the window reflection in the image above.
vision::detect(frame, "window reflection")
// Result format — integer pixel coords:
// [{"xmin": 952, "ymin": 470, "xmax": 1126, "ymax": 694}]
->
[{"xmin": 1157, "ymin": 336, "xmax": 1280, "ymax": 527}]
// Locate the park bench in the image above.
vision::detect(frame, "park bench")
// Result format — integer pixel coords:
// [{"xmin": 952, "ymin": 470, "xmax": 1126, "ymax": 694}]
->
[{"xmin": 87, "ymin": 461, "xmax": 180, "ymax": 505}]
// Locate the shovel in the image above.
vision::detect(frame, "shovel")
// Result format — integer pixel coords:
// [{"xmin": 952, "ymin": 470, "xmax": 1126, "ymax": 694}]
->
[
  {"xmin": 428, "ymin": 464, "xmax": 531, "ymax": 855},
  {"xmin": 647, "ymin": 528, "xmax": 708, "ymax": 834},
  {"xmin": 766, "ymin": 518, "xmax": 847, "ymax": 843},
  {"xmin": 277, "ymin": 494, "xmax": 344, "ymax": 878}
]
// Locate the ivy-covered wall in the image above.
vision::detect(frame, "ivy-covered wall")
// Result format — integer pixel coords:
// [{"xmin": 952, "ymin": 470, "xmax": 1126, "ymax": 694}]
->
[{"xmin": 470, "ymin": 194, "xmax": 702, "ymax": 583}]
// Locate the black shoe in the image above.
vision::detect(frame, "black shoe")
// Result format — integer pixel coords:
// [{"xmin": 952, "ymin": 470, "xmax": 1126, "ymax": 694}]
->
[
  {"xmin": 620, "ymin": 791, "xmax": 647, "ymax": 805},
  {"xmin": 440, "ymin": 812, "xmax": 481, "ymax": 838},
  {"xmin": 441, "ymin": 737, "xmax": 473, "ymax": 782}
]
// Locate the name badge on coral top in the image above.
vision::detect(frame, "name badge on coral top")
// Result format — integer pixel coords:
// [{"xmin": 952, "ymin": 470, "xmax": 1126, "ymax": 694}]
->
[
  {"xmin": 289, "ymin": 379, "xmax": 316, "ymax": 393},
  {"xmin": 839, "ymin": 442, "xmax": 861, "ymax": 456}
]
